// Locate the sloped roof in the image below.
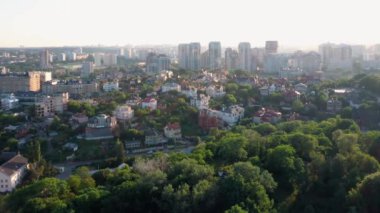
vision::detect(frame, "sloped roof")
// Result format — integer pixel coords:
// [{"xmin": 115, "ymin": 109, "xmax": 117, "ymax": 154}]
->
[{"xmin": 0, "ymin": 154, "xmax": 28, "ymax": 176}]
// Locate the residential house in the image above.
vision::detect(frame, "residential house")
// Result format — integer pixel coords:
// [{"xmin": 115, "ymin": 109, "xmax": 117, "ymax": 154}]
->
[
  {"xmin": 1, "ymin": 94, "xmax": 19, "ymax": 110},
  {"xmin": 164, "ymin": 122, "xmax": 182, "ymax": 139},
  {"xmin": 327, "ymin": 99, "xmax": 342, "ymax": 113},
  {"xmin": 85, "ymin": 114, "xmax": 117, "ymax": 140},
  {"xmin": 144, "ymin": 130, "xmax": 167, "ymax": 146},
  {"xmin": 161, "ymin": 83, "xmax": 181, "ymax": 93},
  {"xmin": 294, "ymin": 83, "xmax": 308, "ymax": 94},
  {"xmin": 198, "ymin": 109, "xmax": 221, "ymax": 131},
  {"xmin": 125, "ymin": 140, "xmax": 142, "ymax": 149},
  {"xmin": 141, "ymin": 97, "xmax": 157, "ymax": 110},
  {"xmin": 114, "ymin": 105, "xmax": 134, "ymax": 121},
  {"xmin": 181, "ymin": 86, "xmax": 198, "ymax": 98},
  {"xmin": 190, "ymin": 94, "xmax": 210, "ymax": 110},
  {"xmin": 253, "ymin": 108, "xmax": 282, "ymax": 124},
  {"xmin": 103, "ymin": 81, "xmax": 119, "ymax": 92},
  {"xmin": 0, "ymin": 154, "xmax": 28, "ymax": 193},
  {"xmin": 206, "ymin": 85, "xmax": 226, "ymax": 98}
]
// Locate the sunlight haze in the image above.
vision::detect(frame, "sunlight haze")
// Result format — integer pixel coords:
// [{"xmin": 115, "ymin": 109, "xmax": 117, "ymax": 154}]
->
[{"xmin": 0, "ymin": 0, "xmax": 379, "ymax": 48}]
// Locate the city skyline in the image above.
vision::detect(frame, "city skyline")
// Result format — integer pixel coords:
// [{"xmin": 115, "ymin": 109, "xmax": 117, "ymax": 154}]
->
[{"xmin": 1, "ymin": 0, "xmax": 379, "ymax": 48}]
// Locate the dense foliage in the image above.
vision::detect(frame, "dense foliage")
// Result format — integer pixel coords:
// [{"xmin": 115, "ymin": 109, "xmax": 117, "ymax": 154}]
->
[{"xmin": 2, "ymin": 117, "xmax": 380, "ymax": 213}]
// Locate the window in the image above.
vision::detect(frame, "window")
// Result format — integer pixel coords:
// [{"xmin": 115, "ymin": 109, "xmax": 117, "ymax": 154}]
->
[
  {"xmin": 5, "ymin": 185, "xmax": 8, "ymax": 188},
  {"xmin": 1, "ymin": 185, "xmax": 3, "ymax": 188},
  {"xmin": 5, "ymin": 180, "xmax": 7, "ymax": 182}
]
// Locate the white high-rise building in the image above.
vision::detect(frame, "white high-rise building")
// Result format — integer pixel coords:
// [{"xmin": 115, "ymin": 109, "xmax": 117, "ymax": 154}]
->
[
  {"xmin": 238, "ymin": 42, "xmax": 252, "ymax": 71},
  {"xmin": 208, "ymin": 42, "xmax": 222, "ymax": 71}
]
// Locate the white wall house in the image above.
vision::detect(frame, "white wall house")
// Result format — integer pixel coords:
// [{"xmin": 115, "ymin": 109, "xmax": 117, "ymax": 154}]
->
[
  {"xmin": 190, "ymin": 94, "xmax": 210, "ymax": 110},
  {"xmin": 218, "ymin": 105, "xmax": 245, "ymax": 126},
  {"xmin": 103, "ymin": 81, "xmax": 119, "ymax": 92},
  {"xmin": 1, "ymin": 93, "xmax": 19, "ymax": 110},
  {"xmin": 181, "ymin": 87, "xmax": 198, "ymax": 98},
  {"xmin": 0, "ymin": 154, "xmax": 28, "ymax": 193},
  {"xmin": 164, "ymin": 123, "xmax": 182, "ymax": 139},
  {"xmin": 114, "ymin": 105, "xmax": 134, "ymax": 121},
  {"xmin": 141, "ymin": 97, "xmax": 157, "ymax": 110},
  {"xmin": 206, "ymin": 85, "xmax": 226, "ymax": 98},
  {"xmin": 162, "ymin": 83, "xmax": 181, "ymax": 93}
]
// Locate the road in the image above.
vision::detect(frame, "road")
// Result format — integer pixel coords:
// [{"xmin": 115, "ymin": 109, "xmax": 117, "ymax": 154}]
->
[{"xmin": 54, "ymin": 160, "xmax": 101, "ymax": 179}]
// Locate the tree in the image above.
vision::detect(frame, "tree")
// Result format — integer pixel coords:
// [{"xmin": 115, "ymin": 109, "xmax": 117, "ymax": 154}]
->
[
  {"xmin": 348, "ymin": 172, "xmax": 380, "ymax": 213},
  {"xmin": 115, "ymin": 138, "xmax": 126, "ymax": 164}
]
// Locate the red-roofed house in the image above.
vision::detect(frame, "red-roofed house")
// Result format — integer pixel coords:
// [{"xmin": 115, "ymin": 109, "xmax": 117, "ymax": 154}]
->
[
  {"xmin": 141, "ymin": 97, "xmax": 157, "ymax": 110},
  {"xmin": 164, "ymin": 122, "xmax": 182, "ymax": 139},
  {"xmin": 253, "ymin": 108, "xmax": 282, "ymax": 124}
]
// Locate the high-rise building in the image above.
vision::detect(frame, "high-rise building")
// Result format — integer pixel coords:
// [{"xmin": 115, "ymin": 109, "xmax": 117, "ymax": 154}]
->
[
  {"xmin": 319, "ymin": 43, "xmax": 352, "ymax": 71},
  {"xmin": 201, "ymin": 50, "xmax": 210, "ymax": 69},
  {"xmin": 81, "ymin": 62, "xmax": 94, "ymax": 78},
  {"xmin": 178, "ymin": 44, "xmax": 189, "ymax": 69},
  {"xmin": 238, "ymin": 42, "xmax": 252, "ymax": 71},
  {"xmin": 189, "ymin": 43, "xmax": 201, "ymax": 71},
  {"xmin": 58, "ymin": 53, "xmax": 66, "ymax": 62},
  {"xmin": 94, "ymin": 53, "xmax": 118, "ymax": 66},
  {"xmin": 0, "ymin": 72, "xmax": 41, "ymax": 93},
  {"xmin": 177, "ymin": 43, "xmax": 201, "ymax": 71},
  {"xmin": 146, "ymin": 53, "xmax": 171, "ymax": 73},
  {"xmin": 208, "ymin": 42, "xmax": 222, "ymax": 70},
  {"xmin": 40, "ymin": 49, "xmax": 51, "ymax": 69},
  {"xmin": 265, "ymin": 41, "xmax": 279, "ymax": 54},
  {"xmin": 225, "ymin": 48, "xmax": 239, "ymax": 70}
]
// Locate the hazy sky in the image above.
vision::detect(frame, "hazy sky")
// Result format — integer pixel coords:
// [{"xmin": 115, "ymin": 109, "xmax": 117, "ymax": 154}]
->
[{"xmin": 1, "ymin": 0, "xmax": 379, "ymax": 48}]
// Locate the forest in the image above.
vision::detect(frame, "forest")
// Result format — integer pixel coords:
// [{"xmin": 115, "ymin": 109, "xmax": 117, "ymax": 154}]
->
[{"xmin": 2, "ymin": 117, "xmax": 380, "ymax": 213}]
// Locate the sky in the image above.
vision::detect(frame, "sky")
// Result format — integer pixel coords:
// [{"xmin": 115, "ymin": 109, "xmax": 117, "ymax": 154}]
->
[{"xmin": 0, "ymin": 0, "xmax": 379, "ymax": 48}]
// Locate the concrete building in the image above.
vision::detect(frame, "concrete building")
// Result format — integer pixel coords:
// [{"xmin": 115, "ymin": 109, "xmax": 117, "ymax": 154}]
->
[
  {"xmin": 94, "ymin": 53, "xmax": 117, "ymax": 66},
  {"xmin": 81, "ymin": 62, "xmax": 94, "ymax": 78},
  {"xmin": 206, "ymin": 85, "xmax": 226, "ymax": 98},
  {"xmin": 181, "ymin": 86, "xmax": 197, "ymax": 98},
  {"xmin": 35, "ymin": 93, "xmax": 69, "ymax": 117},
  {"xmin": 327, "ymin": 99, "xmax": 342, "ymax": 113},
  {"xmin": 209, "ymin": 41, "xmax": 222, "ymax": 70},
  {"xmin": 66, "ymin": 52, "xmax": 77, "ymax": 61},
  {"xmin": 264, "ymin": 54, "xmax": 288, "ymax": 73},
  {"xmin": 161, "ymin": 82, "xmax": 181, "ymax": 93},
  {"xmin": 238, "ymin": 42, "xmax": 252, "ymax": 71},
  {"xmin": 102, "ymin": 81, "xmax": 119, "ymax": 92},
  {"xmin": 57, "ymin": 53, "xmax": 66, "ymax": 62},
  {"xmin": 225, "ymin": 48, "xmax": 239, "ymax": 70},
  {"xmin": 0, "ymin": 154, "xmax": 28, "ymax": 193},
  {"xmin": 146, "ymin": 53, "xmax": 171, "ymax": 73},
  {"xmin": 178, "ymin": 43, "xmax": 201, "ymax": 71},
  {"xmin": 190, "ymin": 94, "xmax": 210, "ymax": 110},
  {"xmin": 319, "ymin": 43, "xmax": 352, "ymax": 71},
  {"xmin": 40, "ymin": 49, "xmax": 51, "ymax": 69},
  {"xmin": 41, "ymin": 80, "xmax": 98, "ymax": 97},
  {"xmin": 265, "ymin": 41, "xmax": 279, "ymax": 54},
  {"xmin": 1, "ymin": 94, "xmax": 19, "ymax": 110},
  {"xmin": 0, "ymin": 72, "xmax": 41, "ymax": 93}
]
